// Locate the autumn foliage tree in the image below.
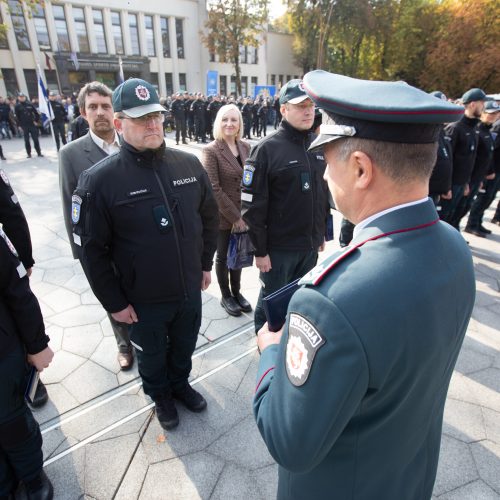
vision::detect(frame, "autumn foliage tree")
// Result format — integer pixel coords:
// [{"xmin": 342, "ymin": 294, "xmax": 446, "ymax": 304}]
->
[{"xmin": 201, "ymin": 0, "xmax": 268, "ymax": 95}]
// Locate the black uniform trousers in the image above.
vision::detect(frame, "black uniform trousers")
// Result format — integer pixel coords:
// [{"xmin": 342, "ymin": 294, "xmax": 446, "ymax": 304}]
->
[
  {"xmin": 0, "ymin": 342, "xmax": 43, "ymax": 496},
  {"xmin": 52, "ymin": 121, "xmax": 67, "ymax": 151},
  {"xmin": 454, "ymin": 180, "xmax": 482, "ymax": 227},
  {"xmin": 215, "ymin": 229, "xmax": 242, "ymax": 299},
  {"xmin": 467, "ymin": 176, "xmax": 500, "ymax": 228},
  {"xmin": 174, "ymin": 118, "xmax": 187, "ymax": 143},
  {"xmin": 254, "ymin": 249, "xmax": 317, "ymax": 333},
  {"xmin": 21, "ymin": 126, "xmax": 41, "ymax": 156},
  {"xmin": 439, "ymin": 184, "xmax": 465, "ymax": 227},
  {"xmin": 130, "ymin": 293, "xmax": 202, "ymax": 399},
  {"xmin": 243, "ymin": 118, "xmax": 252, "ymax": 139}
]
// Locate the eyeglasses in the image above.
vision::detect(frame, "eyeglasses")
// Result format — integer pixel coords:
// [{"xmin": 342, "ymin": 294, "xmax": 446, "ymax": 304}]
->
[{"xmin": 119, "ymin": 112, "xmax": 165, "ymax": 125}]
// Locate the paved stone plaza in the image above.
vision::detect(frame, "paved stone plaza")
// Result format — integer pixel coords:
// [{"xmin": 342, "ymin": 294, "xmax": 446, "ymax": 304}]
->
[{"xmin": 1, "ymin": 134, "xmax": 499, "ymax": 499}]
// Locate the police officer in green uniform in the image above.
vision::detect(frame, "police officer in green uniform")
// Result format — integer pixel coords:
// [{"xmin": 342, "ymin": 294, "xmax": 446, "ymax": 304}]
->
[
  {"xmin": 73, "ymin": 79, "xmax": 219, "ymax": 431},
  {"xmin": 253, "ymin": 71, "xmax": 475, "ymax": 500},
  {"xmin": 0, "ymin": 229, "xmax": 54, "ymax": 499}
]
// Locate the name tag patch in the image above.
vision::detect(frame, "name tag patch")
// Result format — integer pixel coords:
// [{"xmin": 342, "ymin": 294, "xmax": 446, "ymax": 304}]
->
[
  {"xmin": 173, "ymin": 177, "xmax": 197, "ymax": 187},
  {"xmin": 242, "ymin": 165, "xmax": 255, "ymax": 187},
  {"xmin": 71, "ymin": 195, "xmax": 82, "ymax": 224},
  {"xmin": 286, "ymin": 313, "xmax": 325, "ymax": 386},
  {"xmin": 128, "ymin": 188, "xmax": 150, "ymax": 197}
]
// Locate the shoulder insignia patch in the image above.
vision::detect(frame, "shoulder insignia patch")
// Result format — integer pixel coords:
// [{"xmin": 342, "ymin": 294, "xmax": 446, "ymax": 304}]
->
[
  {"xmin": 299, "ymin": 245, "xmax": 358, "ymax": 286},
  {"xmin": 242, "ymin": 164, "xmax": 255, "ymax": 187},
  {"xmin": 0, "ymin": 169, "xmax": 10, "ymax": 186},
  {"xmin": 71, "ymin": 194, "xmax": 82, "ymax": 224},
  {"xmin": 286, "ymin": 313, "xmax": 325, "ymax": 386}
]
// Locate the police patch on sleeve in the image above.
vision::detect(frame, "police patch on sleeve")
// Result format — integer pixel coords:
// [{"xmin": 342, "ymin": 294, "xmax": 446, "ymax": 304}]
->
[
  {"xmin": 242, "ymin": 164, "xmax": 255, "ymax": 187},
  {"xmin": 286, "ymin": 313, "xmax": 325, "ymax": 386},
  {"xmin": 71, "ymin": 194, "xmax": 82, "ymax": 224}
]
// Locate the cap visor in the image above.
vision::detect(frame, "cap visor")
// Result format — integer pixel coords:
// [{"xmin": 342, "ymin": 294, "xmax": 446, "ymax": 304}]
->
[
  {"xmin": 308, "ymin": 133, "xmax": 344, "ymax": 152},
  {"xmin": 287, "ymin": 95, "xmax": 311, "ymax": 105},
  {"xmin": 122, "ymin": 103, "xmax": 166, "ymax": 118}
]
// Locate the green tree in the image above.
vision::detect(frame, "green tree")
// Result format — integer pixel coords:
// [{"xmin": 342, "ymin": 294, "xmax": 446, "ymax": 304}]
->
[{"xmin": 201, "ymin": 0, "xmax": 268, "ymax": 95}]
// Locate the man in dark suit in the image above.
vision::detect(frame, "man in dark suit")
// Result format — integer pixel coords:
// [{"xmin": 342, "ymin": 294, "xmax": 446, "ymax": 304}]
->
[
  {"xmin": 253, "ymin": 71, "xmax": 475, "ymax": 500},
  {"xmin": 59, "ymin": 82, "xmax": 133, "ymax": 370}
]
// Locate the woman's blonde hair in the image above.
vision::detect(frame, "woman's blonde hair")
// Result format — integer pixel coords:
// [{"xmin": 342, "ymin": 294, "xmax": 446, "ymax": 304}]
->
[{"xmin": 213, "ymin": 104, "xmax": 244, "ymax": 141}]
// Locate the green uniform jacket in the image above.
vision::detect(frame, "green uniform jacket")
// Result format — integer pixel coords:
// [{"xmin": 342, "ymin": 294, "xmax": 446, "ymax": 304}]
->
[{"xmin": 254, "ymin": 199, "xmax": 475, "ymax": 500}]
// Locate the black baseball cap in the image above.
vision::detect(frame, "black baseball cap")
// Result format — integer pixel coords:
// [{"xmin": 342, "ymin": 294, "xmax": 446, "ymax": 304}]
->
[
  {"xmin": 461, "ymin": 88, "xmax": 487, "ymax": 104},
  {"xmin": 279, "ymin": 79, "xmax": 310, "ymax": 105},
  {"xmin": 112, "ymin": 78, "xmax": 165, "ymax": 117}
]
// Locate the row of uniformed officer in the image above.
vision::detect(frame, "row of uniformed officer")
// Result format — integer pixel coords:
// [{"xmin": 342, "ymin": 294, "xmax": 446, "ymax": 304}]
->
[{"xmin": 73, "ymin": 78, "xmax": 219, "ymax": 431}]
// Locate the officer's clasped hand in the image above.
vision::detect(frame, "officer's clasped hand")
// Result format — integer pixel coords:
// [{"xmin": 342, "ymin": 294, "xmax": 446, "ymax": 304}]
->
[{"xmin": 257, "ymin": 322, "xmax": 283, "ymax": 353}]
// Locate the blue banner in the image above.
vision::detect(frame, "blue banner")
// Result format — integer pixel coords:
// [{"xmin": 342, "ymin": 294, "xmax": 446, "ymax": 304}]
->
[
  {"xmin": 254, "ymin": 85, "xmax": 276, "ymax": 99},
  {"xmin": 207, "ymin": 70, "xmax": 218, "ymax": 96}
]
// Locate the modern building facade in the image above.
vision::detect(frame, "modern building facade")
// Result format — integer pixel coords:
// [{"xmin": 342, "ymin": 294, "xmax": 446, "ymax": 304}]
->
[{"xmin": 0, "ymin": 0, "xmax": 301, "ymax": 98}]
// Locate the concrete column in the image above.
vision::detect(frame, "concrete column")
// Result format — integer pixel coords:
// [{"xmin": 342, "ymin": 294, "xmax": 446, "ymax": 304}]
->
[
  {"xmin": 43, "ymin": 3, "xmax": 58, "ymax": 53},
  {"xmin": 65, "ymin": 4, "xmax": 78, "ymax": 53},
  {"xmin": 103, "ymin": 8, "xmax": 115, "ymax": 55},
  {"xmin": 85, "ymin": 6, "xmax": 97, "ymax": 54},
  {"xmin": 153, "ymin": 15, "xmax": 166, "ymax": 96},
  {"xmin": 168, "ymin": 16, "xmax": 179, "ymax": 91},
  {"xmin": 23, "ymin": 4, "xmax": 42, "ymax": 68},
  {"xmin": 122, "ymin": 10, "xmax": 132, "ymax": 55}
]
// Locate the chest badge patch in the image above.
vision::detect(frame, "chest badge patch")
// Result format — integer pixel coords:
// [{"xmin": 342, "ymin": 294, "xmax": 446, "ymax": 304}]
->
[
  {"xmin": 71, "ymin": 195, "xmax": 82, "ymax": 224},
  {"xmin": 242, "ymin": 164, "xmax": 255, "ymax": 187},
  {"xmin": 286, "ymin": 313, "xmax": 325, "ymax": 386}
]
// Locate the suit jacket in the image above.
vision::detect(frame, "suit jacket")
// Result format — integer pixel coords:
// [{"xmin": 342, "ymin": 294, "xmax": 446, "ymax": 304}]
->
[
  {"xmin": 254, "ymin": 199, "xmax": 475, "ymax": 500},
  {"xmin": 202, "ymin": 139, "xmax": 250, "ymax": 230},
  {"xmin": 59, "ymin": 133, "xmax": 108, "ymax": 258}
]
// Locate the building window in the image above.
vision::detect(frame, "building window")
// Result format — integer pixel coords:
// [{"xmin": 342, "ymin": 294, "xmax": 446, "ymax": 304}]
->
[
  {"xmin": 251, "ymin": 76, "xmax": 258, "ymax": 96},
  {"xmin": 219, "ymin": 75, "xmax": 227, "ymax": 96},
  {"xmin": 165, "ymin": 73, "xmax": 173, "ymax": 95},
  {"xmin": 111, "ymin": 12, "xmax": 124, "ymax": 55},
  {"xmin": 209, "ymin": 52, "xmax": 215, "ymax": 62},
  {"xmin": 0, "ymin": 12, "xmax": 9, "ymax": 48},
  {"xmin": 239, "ymin": 45, "xmax": 247, "ymax": 64},
  {"xmin": 73, "ymin": 7, "xmax": 89, "ymax": 53},
  {"xmin": 278, "ymin": 75, "xmax": 283, "ymax": 86},
  {"xmin": 93, "ymin": 9, "xmax": 107, "ymax": 54},
  {"xmin": 248, "ymin": 46, "xmax": 258, "ymax": 64},
  {"xmin": 270, "ymin": 74, "xmax": 276, "ymax": 86},
  {"xmin": 230, "ymin": 76, "xmax": 236, "ymax": 95},
  {"xmin": 144, "ymin": 15, "xmax": 155, "ymax": 57},
  {"xmin": 23, "ymin": 69, "xmax": 37, "ymax": 99},
  {"xmin": 179, "ymin": 73, "xmax": 186, "ymax": 92},
  {"xmin": 95, "ymin": 72, "xmax": 115, "ymax": 88},
  {"xmin": 286, "ymin": 75, "xmax": 291, "ymax": 82},
  {"xmin": 175, "ymin": 18, "xmax": 184, "ymax": 59},
  {"xmin": 241, "ymin": 76, "xmax": 248, "ymax": 97},
  {"xmin": 150, "ymin": 72, "xmax": 159, "ymax": 93},
  {"xmin": 2, "ymin": 69, "xmax": 18, "ymax": 96},
  {"xmin": 52, "ymin": 5, "xmax": 70, "ymax": 52},
  {"xmin": 8, "ymin": 0, "xmax": 30, "ymax": 50},
  {"xmin": 160, "ymin": 18, "xmax": 170, "ymax": 58},
  {"xmin": 33, "ymin": 5, "xmax": 50, "ymax": 51},
  {"xmin": 46, "ymin": 70, "xmax": 58, "ymax": 91},
  {"xmin": 129, "ymin": 14, "xmax": 140, "ymax": 55}
]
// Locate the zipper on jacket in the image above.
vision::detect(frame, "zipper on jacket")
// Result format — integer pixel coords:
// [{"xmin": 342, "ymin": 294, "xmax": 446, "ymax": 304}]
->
[
  {"xmin": 303, "ymin": 139, "xmax": 314, "ymax": 250},
  {"xmin": 152, "ymin": 168, "xmax": 188, "ymax": 300}
]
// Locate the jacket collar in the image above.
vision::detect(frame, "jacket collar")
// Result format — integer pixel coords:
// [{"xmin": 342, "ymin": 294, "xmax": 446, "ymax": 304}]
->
[
  {"xmin": 122, "ymin": 140, "xmax": 166, "ymax": 167},
  {"xmin": 216, "ymin": 139, "xmax": 245, "ymax": 171},
  {"xmin": 279, "ymin": 120, "xmax": 312, "ymax": 144}
]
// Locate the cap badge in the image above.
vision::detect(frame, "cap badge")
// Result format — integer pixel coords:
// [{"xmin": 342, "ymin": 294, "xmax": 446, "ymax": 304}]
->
[
  {"xmin": 135, "ymin": 85, "xmax": 150, "ymax": 101},
  {"xmin": 298, "ymin": 81, "xmax": 305, "ymax": 91}
]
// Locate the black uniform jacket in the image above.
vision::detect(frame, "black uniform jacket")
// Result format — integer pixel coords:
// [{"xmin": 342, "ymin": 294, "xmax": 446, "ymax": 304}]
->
[
  {"xmin": 0, "ymin": 233, "xmax": 48, "ymax": 360},
  {"xmin": 470, "ymin": 121, "xmax": 495, "ymax": 183},
  {"xmin": 429, "ymin": 128, "xmax": 453, "ymax": 196},
  {"xmin": 241, "ymin": 120, "xmax": 329, "ymax": 257},
  {"xmin": 0, "ymin": 169, "xmax": 34, "ymax": 269},
  {"xmin": 14, "ymin": 101, "xmax": 39, "ymax": 128},
  {"xmin": 171, "ymin": 99, "xmax": 186, "ymax": 120},
  {"xmin": 73, "ymin": 141, "xmax": 219, "ymax": 313},
  {"xmin": 50, "ymin": 100, "xmax": 68, "ymax": 123},
  {"xmin": 445, "ymin": 115, "xmax": 479, "ymax": 186}
]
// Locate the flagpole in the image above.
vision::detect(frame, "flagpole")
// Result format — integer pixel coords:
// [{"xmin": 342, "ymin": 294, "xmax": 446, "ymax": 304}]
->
[{"xmin": 37, "ymin": 64, "xmax": 57, "ymax": 150}]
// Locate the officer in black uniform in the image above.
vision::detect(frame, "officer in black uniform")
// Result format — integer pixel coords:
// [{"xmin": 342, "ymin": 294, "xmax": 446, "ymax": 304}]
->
[
  {"xmin": 0, "ymin": 228, "xmax": 54, "ymax": 499},
  {"xmin": 48, "ymin": 92, "xmax": 67, "ymax": 151},
  {"xmin": 14, "ymin": 93, "xmax": 43, "ymax": 159},
  {"xmin": 170, "ymin": 93, "xmax": 187, "ymax": 145},
  {"xmin": 73, "ymin": 78, "xmax": 219, "ymax": 431},
  {"xmin": 440, "ymin": 88, "xmax": 486, "ymax": 228},
  {"xmin": 241, "ymin": 97, "xmax": 253, "ymax": 139},
  {"xmin": 241, "ymin": 79, "xmax": 330, "ymax": 333},
  {"xmin": 192, "ymin": 93, "xmax": 207, "ymax": 143},
  {"xmin": 207, "ymin": 95, "xmax": 222, "ymax": 140},
  {"xmin": 0, "ymin": 169, "xmax": 50, "ymax": 408},
  {"xmin": 464, "ymin": 100, "xmax": 500, "ymax": 236},
  {"xmin": 185, "ymin": 93, "xmax": 195, "ymax": 140}
]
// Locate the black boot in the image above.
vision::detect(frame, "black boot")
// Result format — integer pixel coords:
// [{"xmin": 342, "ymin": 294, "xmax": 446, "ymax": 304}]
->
[
  {"xmin": 25, "ymin": 471, "xmax": 53, "ymax": 500},
  {"xmin": 154, "ymin": 393, "xmax": 179, "ymax": 430},
  {"xmin": 230, "ymin": 269, "xmax": 252, "ymax": 312},
  {"xmin": 216, "ymin": 261, "xmax": 241, "ymax": 316},
  {"xmin": 220, "ymin": 296, "xmax": 242, "ymax": 316}
]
